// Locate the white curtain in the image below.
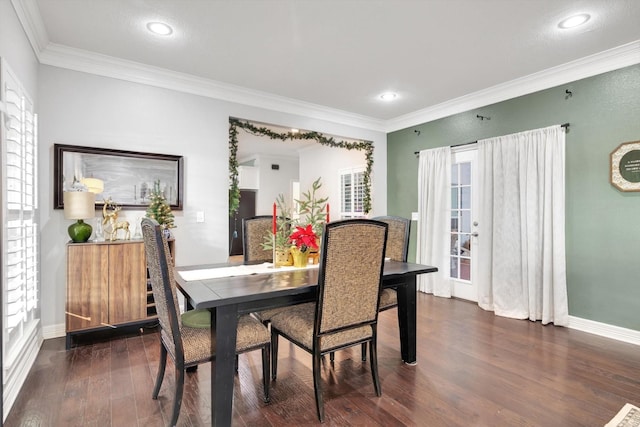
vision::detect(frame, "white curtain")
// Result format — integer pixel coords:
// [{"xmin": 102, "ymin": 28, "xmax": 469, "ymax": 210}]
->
[
  {"xmin": 417, "ymin": 146, "xmax": 452, "ymax": 297},
  {"xmin": 476, "ymin": 125, "xmax": 568, "ymax": 325}
]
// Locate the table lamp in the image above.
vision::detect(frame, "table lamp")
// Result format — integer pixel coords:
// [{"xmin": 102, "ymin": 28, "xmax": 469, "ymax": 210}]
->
[
  {"xmin": 64, "ymin": 191, "xmax": 96, "ymax": 243},
  {"xmin": 81, "ymin": 177, "xmax": 104, "ymax": 194}
]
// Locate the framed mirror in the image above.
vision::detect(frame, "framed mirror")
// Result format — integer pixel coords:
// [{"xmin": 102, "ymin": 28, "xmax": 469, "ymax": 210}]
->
[{"xmin": 54, "ymin": 144, "xmax": 184, "ymax": 210}]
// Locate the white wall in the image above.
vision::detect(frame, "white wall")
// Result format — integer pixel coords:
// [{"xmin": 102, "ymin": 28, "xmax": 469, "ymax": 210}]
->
[
  {"xmin": 299, "ymin": 144, "xmax": 366, "ymax": 217},
  {"xmin": 37, "ymin": 65, "xmax": 387, "ymax": 335},
  {"xmin": 0, "ymin": 0, "xmax": 39, "ymax": 99},
  {"xmin": 254, "ymin": 154, "xmax": 299, "ymax": 215}
]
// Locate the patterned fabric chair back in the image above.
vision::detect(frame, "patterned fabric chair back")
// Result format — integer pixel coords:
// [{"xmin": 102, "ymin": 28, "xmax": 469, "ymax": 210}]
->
[
  {"xmin": 141, "ymin": 218, "xmax": 182, "ymax": 360},
  {"xmin": 242, "ymin": 216, "xmax": 273, "ymax": 263},
  {"xmin": 315, "ymin": 219, "xmax": 388, "ymax": 335},
  {"xmin": 372, "ymin": 216, "xmax": 410, "ymax": 262}
]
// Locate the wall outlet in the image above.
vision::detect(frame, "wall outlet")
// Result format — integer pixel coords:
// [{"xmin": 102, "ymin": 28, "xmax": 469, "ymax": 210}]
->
[
  {"xmin": 411, "ymin": 212, "xmax": 419, "ymax": 221},
  {"xmin": 196, "ymin": 211, "xmax": 205, "ymax": 223}
]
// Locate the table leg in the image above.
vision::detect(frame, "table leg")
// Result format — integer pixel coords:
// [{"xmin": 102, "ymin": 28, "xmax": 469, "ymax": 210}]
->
[
  {"xmin": 396, "ymin": 275, "xmax": 417, "ymax": 364},
  {"xmin": 211, "ymin": 304, "xmax": 238, "ymax": 426}
]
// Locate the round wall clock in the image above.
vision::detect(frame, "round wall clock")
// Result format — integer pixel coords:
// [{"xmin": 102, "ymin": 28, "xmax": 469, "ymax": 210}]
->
[{"xmin": 610, "ymin": 140, "xmax": 640, "ymax": 192}]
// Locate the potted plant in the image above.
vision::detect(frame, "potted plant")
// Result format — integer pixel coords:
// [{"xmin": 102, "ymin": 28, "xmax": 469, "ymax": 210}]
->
[
  {"xmin": 262, "ymin": 194, "xmax": 294, "ymax": 266},
  {"xmin": 146, "ymin": 179, "xmax": 176, "ymax": 237},
  {"xmin": 288, "ymin": 224, "xmax": 319, "ymax": 268},
  {"xmin": 296, "ymin": 177, "xmax": 329, "ymax": 240}
]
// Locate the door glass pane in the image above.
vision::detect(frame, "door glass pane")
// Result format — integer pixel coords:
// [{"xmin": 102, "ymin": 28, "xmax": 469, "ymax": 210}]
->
[
  {"xmin": 450, "ymin": 233, "xmax": 459, "ymax": 255},
  {"xmin": 451, "ymin": 210, "xmax": 459, "ymax": 232},
  {"xmin": 460, "ymin": 234, "xmax": 471, "ymax": 256},
  {"xmin": 461, "ymin": 187, "xmax": 471, "ymax": 209},
  {"xmin": 450, "ymin": 256, "xmax": 459, "ymax": 278},
  {"xmin": 451, "ymin": 188, "xmax": 458, "ymax": 209},
  {"xmin": 460, "ymin": 258, "xmax": 471, "ymax": 281},
  {"xmin": 460, "ymin": 162, "xmax": 471, "ymax": 185},
  {"xmin": 451, "ymin": 164, "xmax": 459, "ymax": 185},
  {"xmin": 461, "ymin": 211, "xmax": 471, "ymax": 233}
]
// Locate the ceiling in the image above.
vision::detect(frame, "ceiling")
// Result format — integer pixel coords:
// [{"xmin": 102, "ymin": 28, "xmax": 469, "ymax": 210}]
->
[{"xmin": 23, "ymin": 0, "xmax": 640, "ymax": 127}]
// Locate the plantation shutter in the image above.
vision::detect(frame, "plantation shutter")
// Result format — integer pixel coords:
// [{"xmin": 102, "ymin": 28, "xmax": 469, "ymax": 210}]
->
[
  {"xmin": 340, "ymin": 167, "xmax": 365, "ymax": 219},
  {"xmin": 1, "ymin": 58, "xmax": 40, "ymax": 414}
]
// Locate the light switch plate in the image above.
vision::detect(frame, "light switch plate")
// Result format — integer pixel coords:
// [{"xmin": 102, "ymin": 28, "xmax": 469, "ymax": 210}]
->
[
  {"xmin": 196, "ymin": 211, "xmax": 205, "ymax": 223},
  {"xmin": 411, "ymin": 212, "xmax": 419, "ymax": 221}
]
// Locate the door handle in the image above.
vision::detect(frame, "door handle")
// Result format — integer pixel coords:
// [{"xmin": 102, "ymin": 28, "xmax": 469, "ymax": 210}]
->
[{"xmin": 471, "ymin": 232, "xmax": 479, "ymax": 237}]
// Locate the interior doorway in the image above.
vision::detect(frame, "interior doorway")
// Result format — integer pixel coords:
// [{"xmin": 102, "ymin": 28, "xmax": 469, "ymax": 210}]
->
[{"xmin": 229, "ymin": 189, "xmax": 256, "ymax": 256}]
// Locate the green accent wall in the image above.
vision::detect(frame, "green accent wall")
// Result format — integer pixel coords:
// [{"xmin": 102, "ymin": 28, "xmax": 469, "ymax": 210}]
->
[{"xmin": 387, "ymin": 64, "xmax": 640, "ymax": 331}]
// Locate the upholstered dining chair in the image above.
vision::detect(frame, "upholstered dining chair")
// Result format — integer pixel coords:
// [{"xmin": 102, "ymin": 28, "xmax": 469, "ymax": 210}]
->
[
  {"xmin": 372, "ymin": 215, "xmax": 411, "ymax": 311},
  {"xmin": 243, "ymin": 215, "xmax": 308, "ymax": 323},
  {"xmin": 269, "ymin": 219, "xmax": 388, "ymax": 422},
  {"xmin": 141, "ymin": 218, "xmax": 271, "ymax": 427},
  {"xmin": 330, "ymin": 215, "xmax": 411, "ymax": 363},
  {"xmin": 242, "ymin": 215, "xmax": 273, "ymax": 263}
]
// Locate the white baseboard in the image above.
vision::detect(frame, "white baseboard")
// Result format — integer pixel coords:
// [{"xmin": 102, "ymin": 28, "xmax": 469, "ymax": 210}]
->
[
  {"xmin": 3, "ymin": 324, "xmax": 42, "ymax": 422},
  {"xmin": 568, "ymin": 316, "xmax": 640, "ymax": 346},
  {"xmin": 42, "ymin": 323, "xmax": 66, "ymax": 340}
]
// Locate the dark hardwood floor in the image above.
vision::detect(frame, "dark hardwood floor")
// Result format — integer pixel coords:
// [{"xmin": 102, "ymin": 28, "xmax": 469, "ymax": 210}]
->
[{"xmin": 5, "ymin": 293, "xmax": 640, "ymax": 426}]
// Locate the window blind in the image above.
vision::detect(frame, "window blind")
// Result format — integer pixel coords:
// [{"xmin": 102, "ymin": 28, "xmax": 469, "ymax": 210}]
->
[
  {"xmin": 340, "ymin": 167, "xmax": 366, "ymax": 219},
  {"xmin": 2, "ymin": 60, "xmax": 39, "ymax": 372}
]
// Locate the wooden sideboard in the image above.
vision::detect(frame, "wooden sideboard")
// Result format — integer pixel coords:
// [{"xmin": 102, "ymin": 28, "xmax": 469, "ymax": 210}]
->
[{"xmin": 65, "ymin": 239, "xmax": 174, "ymax": 348}]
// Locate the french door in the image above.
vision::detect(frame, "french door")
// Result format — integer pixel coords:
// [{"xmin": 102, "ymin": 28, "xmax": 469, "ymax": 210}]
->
[{"xmin": 450, "ymin": 148, "xmax": 478, "ymax": 301}]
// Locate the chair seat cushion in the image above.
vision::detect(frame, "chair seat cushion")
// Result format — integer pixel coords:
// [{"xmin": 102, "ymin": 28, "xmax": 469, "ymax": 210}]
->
[
  {"xmin": 270, "ymin": 305, "xmax": 372, "ymax": 352},
  {"xmin": 181, "ymin": 309, "xmax": 210, "ymax": 328},
  {"xmin": 163, "ymin": 314, "xmax": 270, "ymax": 364},
  {"xmin": 253, "ymin": 302, "xmax": 314, "ymax": 323},
  {"xmin": 379, "ymin": 289, "xmax": 398, "ymax": 310}
]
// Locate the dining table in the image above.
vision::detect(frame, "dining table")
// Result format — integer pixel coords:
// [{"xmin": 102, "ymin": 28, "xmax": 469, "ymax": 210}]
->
[{"xmin": 175, "ymin": 260, "xmax": 437, "ymax": 426}]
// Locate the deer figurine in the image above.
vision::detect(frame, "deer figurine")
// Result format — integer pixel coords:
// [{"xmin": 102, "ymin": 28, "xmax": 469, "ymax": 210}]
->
[{"xmin": 102, "ymin": 199, "xmax": 130, "ymax": 241}]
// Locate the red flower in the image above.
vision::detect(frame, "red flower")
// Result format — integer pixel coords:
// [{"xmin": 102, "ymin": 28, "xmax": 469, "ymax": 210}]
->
[{"xmin": 289, "ymin": 224, "xmax": 318, "ymax": 251}]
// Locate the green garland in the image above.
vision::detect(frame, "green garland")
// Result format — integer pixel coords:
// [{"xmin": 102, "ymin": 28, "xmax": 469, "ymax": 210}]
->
[{"xmin": 228, "ymin": 118, "xmax": 374, "ymax": 216}]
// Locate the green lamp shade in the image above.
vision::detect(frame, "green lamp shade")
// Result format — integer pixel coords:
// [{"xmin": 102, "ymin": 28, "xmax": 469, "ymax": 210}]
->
[{"xmin": 68, "ymin": 220, "xmax": 93, "ymax": 243}]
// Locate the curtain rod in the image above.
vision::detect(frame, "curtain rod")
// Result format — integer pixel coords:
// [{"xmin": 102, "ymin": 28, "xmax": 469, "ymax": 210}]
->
[{"xmin": 413, "ymin": 123, "xmax": 570, "ymax": 156}]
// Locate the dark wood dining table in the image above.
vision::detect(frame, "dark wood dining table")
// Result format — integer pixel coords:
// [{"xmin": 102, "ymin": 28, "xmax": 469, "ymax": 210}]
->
[{"xmin": 175, "ymin": 260, "xmax": 437, "ymax": 426}]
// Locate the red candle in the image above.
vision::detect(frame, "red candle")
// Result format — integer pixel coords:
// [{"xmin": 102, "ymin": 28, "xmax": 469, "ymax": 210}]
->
[
  {"xmin": 326, "ymin": 203, "xmax": 330, "ymax": 223},
  {"xmin": 272, "ymin": 202, "xmax": 277, "ymax": 234}
]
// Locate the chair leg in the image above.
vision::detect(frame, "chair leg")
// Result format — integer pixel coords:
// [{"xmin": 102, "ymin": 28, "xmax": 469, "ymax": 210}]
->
[
  {"xmin": 361, "ymin": 342, "xmax": 367, "ymax": 362},
  {"xmin": 152, "ymin": 344, "xmax": 167, "ymax": 399},
  {"xmin": 261, "ymin": 344, "xmax": 271, "ymax": 403},
  {"xmin": 271, "ymin": 330, "xmax": 279, "ymax": 380},
  {"xmin": 329, "ymin": 351, "xmax": 335, "ymax": 362},
  {"xmin": 313, "ymin": 351, "xmax": 324, "ymax": 422},
  {"xmin": 369, "ymin": 337, "xmax": 382, "ymax": 397},
  {"xmin": 170, "ymin": 366, "xmax": 185, "ymax": 427},
  {"xmin": 235, "ymin": 354, "xmax": 239, "ymax": 373}
]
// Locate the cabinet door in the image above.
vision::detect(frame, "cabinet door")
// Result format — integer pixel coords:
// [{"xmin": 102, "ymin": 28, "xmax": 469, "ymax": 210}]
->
[
  {"xmin": 66, "ymin": 245, "xmax": 109, "ymax": 331},
  {"xmin": 108, "ymin": 242, "xmax": 147, "ymax": 324}
]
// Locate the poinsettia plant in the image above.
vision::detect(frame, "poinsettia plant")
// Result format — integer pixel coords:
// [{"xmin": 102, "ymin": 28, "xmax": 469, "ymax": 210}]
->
[{"xmin": 289, "ymin": 224, "xmax": 319, "ymax": 252}]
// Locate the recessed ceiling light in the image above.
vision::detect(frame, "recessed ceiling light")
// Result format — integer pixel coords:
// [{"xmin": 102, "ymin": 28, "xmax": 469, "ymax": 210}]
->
[
  {"xmin": 379, "ymin": 92, "xmax": 398, "ymax": 101},
  {"xmin": 558, "ymin": 13, "xmax": 590, "ymax": 29},
  {"xmin": 146, "ymin": 21, "xmax": 173, "ymax": 36}
]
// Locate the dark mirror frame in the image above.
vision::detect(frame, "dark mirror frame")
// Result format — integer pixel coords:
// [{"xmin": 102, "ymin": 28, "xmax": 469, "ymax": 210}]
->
[{"xmin": 54, "ymin": 144, "xmax": 184, "ymax": 210}]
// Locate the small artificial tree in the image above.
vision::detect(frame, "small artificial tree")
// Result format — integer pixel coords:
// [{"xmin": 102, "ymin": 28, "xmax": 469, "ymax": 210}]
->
[
  {"xmin": 296, "ymin": 177, "xmax": 328, "ymax": 240},
  {"xmin": 146, "ymin": 180, "xmax": 175, "ymax": 229},
  {"xmin": 262, "ymin": 193, "xmax": 292, "ymax": 251}
]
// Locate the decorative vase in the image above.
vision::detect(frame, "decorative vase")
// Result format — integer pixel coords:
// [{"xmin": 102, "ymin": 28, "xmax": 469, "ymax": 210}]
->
[
  {"xmin": 274, "ymin": 248, "xmax": 293, "ymax": 267},
  {"xmin": 291, "ymin": 247, "xmax": 309, "ymax": 268}
]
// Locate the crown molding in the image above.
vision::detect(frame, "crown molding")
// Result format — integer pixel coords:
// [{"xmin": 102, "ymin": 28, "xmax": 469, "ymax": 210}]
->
[
  {"xmin": 38, "ymin": 43, "xmax": 387, "ymax": 132},
  {"xmin": 10, "ymin": 0, "xmax": 49, "ymax": 59},
  {"xmin": 385, "ymin": 40, "xmax": 640, "ymax": 132},
  {"xmin": 13, "ymin": 0, "xmax": 640, "ymax": 134}
]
